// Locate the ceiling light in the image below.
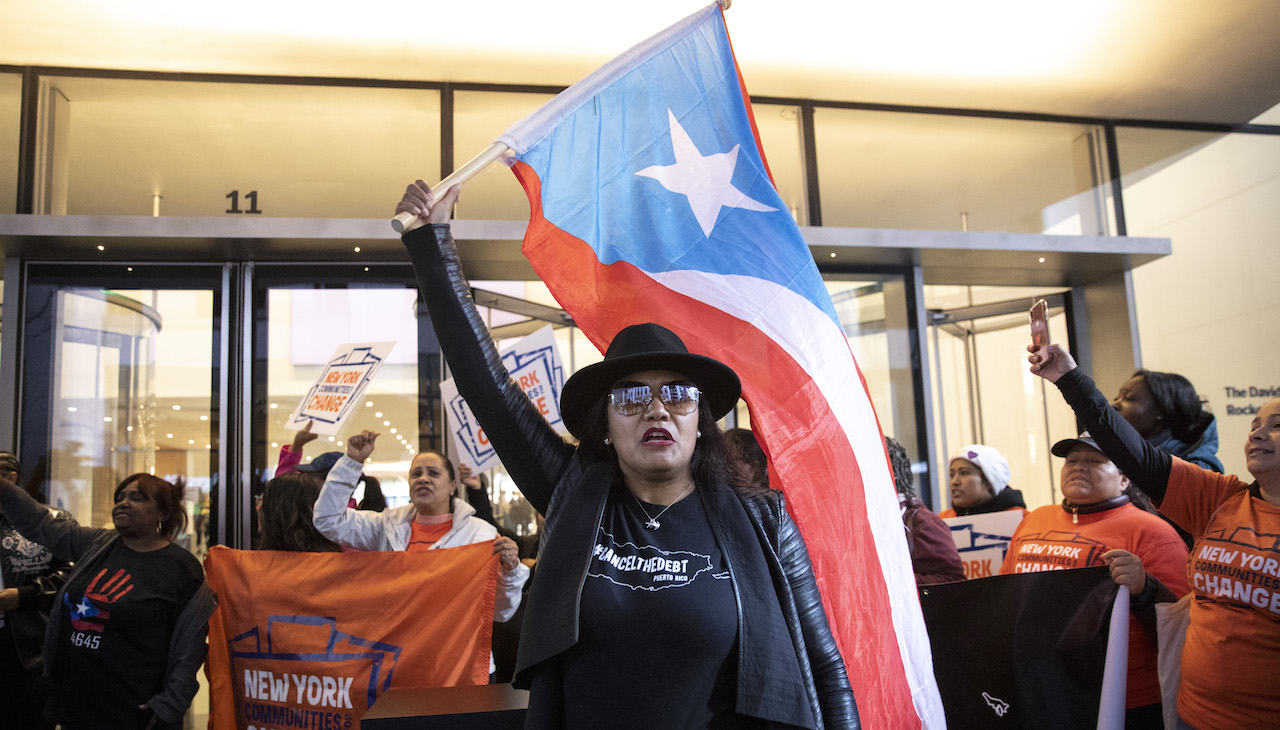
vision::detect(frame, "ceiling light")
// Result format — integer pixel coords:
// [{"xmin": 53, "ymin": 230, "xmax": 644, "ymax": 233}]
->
[
  {"xmin": 366, "ymin": 401, "xmax": 373, "ymax": 407},
  {"xmin": 270, "ymin": 403, "xmax": 278, "ymax": 409},
  {"xmin": 68, "ymin": 407, "xmax": 78, "ymax": 412},
  {"xmin": 172, "ymin": 405, "xmax": 181, "ymax": 411},
  {"xmin": 104, "ymin": 417, "xmax": 113, "ymax": 422},
  {"xmin": 167, "ymin": 433, "xmax": 174, "ymax": 438},
  {"xmin": 200, "ymin": 415, "xmax": 208, "ymax": 421},
  {"xmin": 382, "ymin": 420, "xmax": 390, "ymax": 426},
  {"xmin": 375, "ymin": 412, "xmax": 383, "ymax": 418}
]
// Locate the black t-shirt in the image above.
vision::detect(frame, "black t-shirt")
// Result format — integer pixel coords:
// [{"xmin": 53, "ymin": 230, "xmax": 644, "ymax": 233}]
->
[
  {"xmin": 560, "ymin": 483, "xmax": 741, "ymax": 728},
  {"xmin": 51, "ymin": 540, "xmax": 204, "ymax": 728}
]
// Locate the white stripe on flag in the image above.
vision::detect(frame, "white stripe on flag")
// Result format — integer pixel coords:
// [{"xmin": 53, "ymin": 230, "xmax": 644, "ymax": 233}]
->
[{"xmin": 652, "ymin": 267, "xmax": 947, "ymax": 726}]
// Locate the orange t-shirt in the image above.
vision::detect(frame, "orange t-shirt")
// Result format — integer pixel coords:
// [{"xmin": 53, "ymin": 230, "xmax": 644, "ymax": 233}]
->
[
  {"xmin": 1159, "ymin": 459, "xmax": 1280, "ymax": 730},
  {"xmin": 407, "ymin": 516, "xmax": 452, "ymax": 552},
  {"xmin": 999, "ymin": 502, "xmax": 1189, "ymax": 708}
]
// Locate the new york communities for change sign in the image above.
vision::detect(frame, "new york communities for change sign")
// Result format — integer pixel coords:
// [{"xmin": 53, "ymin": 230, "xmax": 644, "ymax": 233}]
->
[
  {"xmin": 442, "ymin": 326, "xmax": 566, "ymax": 472},
  {"xmin": 287, "ymin": 342, "xmax": 395, "ymax": 435}
]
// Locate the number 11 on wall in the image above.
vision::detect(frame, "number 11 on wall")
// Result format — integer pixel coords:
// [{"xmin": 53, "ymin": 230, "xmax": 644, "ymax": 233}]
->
[{"xmin": 225, "ymin": 190, "xmax": 262, "ymax": 214}]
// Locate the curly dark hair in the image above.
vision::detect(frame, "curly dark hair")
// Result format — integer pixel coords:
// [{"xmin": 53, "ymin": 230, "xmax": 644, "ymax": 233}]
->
[
  {"xmin": 1133, "ymin": 369, "xmax": 1214, "ymax": 444},
  {"xmin": 258, "ymin": 472, "xmax": 340, "ymax": 552},
  {"xmin": 724, "ymin": 428, "xmax": 768, "ymax": 489},
  {"xmin": 884, "ymin": 436, "xmax": 915, "ymax": 500},
  {"xmin": 576, "ymin": 394, "xmax": 734, "ymax": 489},
  {"xmin": 114, "ymin": 473, "xmax": 188, "ymax": 539}
]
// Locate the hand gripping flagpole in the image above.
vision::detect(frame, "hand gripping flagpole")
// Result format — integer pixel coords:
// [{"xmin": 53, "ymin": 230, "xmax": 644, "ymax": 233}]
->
[{"xmin": 390, "ymin": 141, "xmax": 510, "ymax": 233}]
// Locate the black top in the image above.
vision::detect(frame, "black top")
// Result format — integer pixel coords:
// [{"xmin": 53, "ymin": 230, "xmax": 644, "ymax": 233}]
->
[
  {"xmin": 561, "ymin": 483, "xmax": 740, "ymax": 728},
  {"xmin": 951, "ymin": 486, "xmax": 1028, "ymax": 516},
  {"xmin": 51, "ymin": 541, "xmax": 203, "ymax": 728}
]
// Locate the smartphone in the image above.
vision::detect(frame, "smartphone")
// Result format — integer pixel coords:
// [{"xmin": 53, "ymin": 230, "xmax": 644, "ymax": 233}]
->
[{"xmin": 1029, "ymin": 299, "xmax": 1050, "ymax": 348}]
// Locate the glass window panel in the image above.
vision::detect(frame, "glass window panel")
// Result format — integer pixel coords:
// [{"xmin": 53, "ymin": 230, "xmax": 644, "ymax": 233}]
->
[
  {"xmin": 922, "ymin": 287, "xmax": 1076, "ymax": 512},
  {"xmin": 1116, "ymin": 124, "xmax": 1280, "ymax": 477},
  {"xmin": 25, "ymin": 282, "xmax": 217, "ymax": 553},
  {"xmin": 822, "ymin": 273, "xmax": 924, "ymax": 488},
  {"xmin": 814, "ymin": 108, "xmax": 1113, "ymax": 235},
  {"xmin": 452, "ymin": 90, "xmax": 556, "ymax": 221},
  {"xmin": 753, "ymin": 103, "xmax": 808, "ymax": 225},
  {"xmin": 0, "ymin": 72, "xmax": 19, "ymax": 214},
  {"xmin": 264, "ymin": 287, "xmax": 420, "ymax": 509},
  {"xmin": 41, "ymin": 76, "xmax": 439, "ymax": 218}
]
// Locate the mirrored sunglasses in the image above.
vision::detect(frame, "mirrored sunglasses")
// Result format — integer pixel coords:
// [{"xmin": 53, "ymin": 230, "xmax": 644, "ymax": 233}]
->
[{"xmin": 608, "ymin": 384, "xmax": 701, "ymax": 416}]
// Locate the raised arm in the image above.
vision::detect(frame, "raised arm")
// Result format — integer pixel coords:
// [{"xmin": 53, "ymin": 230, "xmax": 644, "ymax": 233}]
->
[
  {"xmin": 397, "ymin": 181, "xmax": 574, "ymax": 514},
  {"xmin": 1028, "ymin": 343, "xmax": 1174, "ymax": 502},
  {"xmin": 0, "ymin": 478, "xmax": 102, "ymax": 561},
  {"xmin": 312, "ymin": 430, "xmax": 390, "ymax": 550}
]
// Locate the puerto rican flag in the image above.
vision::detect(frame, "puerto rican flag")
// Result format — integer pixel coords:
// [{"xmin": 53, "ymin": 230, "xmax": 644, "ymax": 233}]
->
[{"xmin": 499, "ymin": 4, "xmax": 943, "ymax": 728}]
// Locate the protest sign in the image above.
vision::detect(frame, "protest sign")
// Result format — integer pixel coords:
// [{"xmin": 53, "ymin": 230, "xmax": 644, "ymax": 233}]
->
[
  {"xmin": 943, "ymin": 510, "xmax": 1027, "ymax": 580},
  {"xmin": 286, "ymin": 342, "xmax": 395, "ymax": 435},
  {"xmin": 442, "ymin": 326, "xmax": 566, "ymax": 472}
]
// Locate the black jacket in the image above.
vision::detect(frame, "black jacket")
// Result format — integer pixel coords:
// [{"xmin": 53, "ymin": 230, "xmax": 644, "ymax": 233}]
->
[
  {"xmin": 403, "ymin": 224, "xmax": 858, "ymax": 729},
  {"xmin": 0, "ymin": 509, "xmax": 71, "ymax": 670}
]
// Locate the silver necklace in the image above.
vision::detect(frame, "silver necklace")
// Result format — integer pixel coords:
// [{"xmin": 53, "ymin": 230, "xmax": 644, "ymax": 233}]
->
[{"xmin": 631, "ymin": 483, "xmax": 695, "ymax": 530}]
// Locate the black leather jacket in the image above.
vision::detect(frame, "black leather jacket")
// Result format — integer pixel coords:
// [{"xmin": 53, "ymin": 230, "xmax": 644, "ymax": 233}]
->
[
  {"xmin": 0, "ymin": 509, "xmax": 71, "ymax": 671},
  {"xmin": 403, "ymin": 224, "xmax": 859, "ymax": 729}
]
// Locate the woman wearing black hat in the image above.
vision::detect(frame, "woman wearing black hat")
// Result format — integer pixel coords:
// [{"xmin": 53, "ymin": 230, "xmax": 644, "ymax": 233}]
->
[{"xmin": 395, "ymin": 181, "xmax": 858, "ymax": 729}]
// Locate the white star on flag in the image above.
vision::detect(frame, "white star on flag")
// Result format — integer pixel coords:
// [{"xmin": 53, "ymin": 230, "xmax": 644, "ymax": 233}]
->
[
  {"xmin": 74, "ymin": 599, "xmax": 92, "ymax": 616},
  {"xmin": 636, "ymin": 109, "xmax": 776, "ymax": 237}
]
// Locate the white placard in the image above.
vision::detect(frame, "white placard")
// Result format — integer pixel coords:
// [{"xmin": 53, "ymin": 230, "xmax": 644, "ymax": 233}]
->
[
  {"xmin": 286, "ymin": 342, "xmax": 395, "ymax": 435},
  {"xmin": 942, "ymin": 510, "xmax": 1027, "ymax": 580},
  {"xmin": 442, "ymin": 327, "xmax": 566, "ymax": 472}
]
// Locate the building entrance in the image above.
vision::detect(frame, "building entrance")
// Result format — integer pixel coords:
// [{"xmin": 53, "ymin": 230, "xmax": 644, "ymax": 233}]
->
[{"xmin": 926, "ymin": 293, "xmax": 1077, "ymax": 512}]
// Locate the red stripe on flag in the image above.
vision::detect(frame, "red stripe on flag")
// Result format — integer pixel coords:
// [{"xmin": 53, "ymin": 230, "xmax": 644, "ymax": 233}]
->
[{"xmin": 514, "ymin": 161, "xmax": 922, "ymax": 729}]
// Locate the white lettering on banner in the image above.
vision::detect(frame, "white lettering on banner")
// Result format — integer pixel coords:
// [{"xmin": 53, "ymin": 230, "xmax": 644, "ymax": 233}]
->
[{"xmin": 241, "ymin": 670, "xmax": 353, "ymax": 708}]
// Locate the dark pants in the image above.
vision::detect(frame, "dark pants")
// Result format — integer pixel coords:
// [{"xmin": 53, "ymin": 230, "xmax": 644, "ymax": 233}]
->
[
  {"xmin": 1125, "ymin": 702, "xmax": 1164, "ymax": 730},
  {"xmin": 0, "ymin": 624, "xmax": 53, "ymax": 729}
]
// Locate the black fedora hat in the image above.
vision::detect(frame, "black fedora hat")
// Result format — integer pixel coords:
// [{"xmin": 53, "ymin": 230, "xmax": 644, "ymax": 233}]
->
[{"xmin": 560, "ymin": 323, "xmax": 740, "ymax": 439}]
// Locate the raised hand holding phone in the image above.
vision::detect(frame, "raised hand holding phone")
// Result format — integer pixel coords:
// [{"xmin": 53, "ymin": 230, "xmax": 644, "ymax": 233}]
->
[{"xmin": 1029, "ymin": 299, "xmax": 1049, "ymax": 349}]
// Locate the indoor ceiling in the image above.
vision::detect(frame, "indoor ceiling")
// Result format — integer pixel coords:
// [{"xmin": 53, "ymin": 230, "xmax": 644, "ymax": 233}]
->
[{"xmin": 3, "ymin": 0, "xmax": 1280, "ymax": 125}]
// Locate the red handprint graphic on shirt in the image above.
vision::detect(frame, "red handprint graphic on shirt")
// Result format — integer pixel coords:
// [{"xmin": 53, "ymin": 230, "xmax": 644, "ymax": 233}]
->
[{"xmin": 65, "ymin": 568, "xmax": 134, "ymax": 632}]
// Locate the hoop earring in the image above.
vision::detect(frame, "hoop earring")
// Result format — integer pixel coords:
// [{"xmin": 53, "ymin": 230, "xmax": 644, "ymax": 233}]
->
[
  {"xmin": 603, "ymin": 437, "xmax": 611, "ymax": 445},
  {"xmin": 696, "ymin": 431, "xmax": 702, "ymax": 438}
]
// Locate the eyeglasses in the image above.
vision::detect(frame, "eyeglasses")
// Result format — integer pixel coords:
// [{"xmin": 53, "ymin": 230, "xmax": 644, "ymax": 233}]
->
[{"xmin": 608, "ymin": 384, "xmax": 701, "ymax": 416}]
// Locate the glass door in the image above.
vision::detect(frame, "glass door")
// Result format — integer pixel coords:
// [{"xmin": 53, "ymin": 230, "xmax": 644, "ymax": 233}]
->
[
  {"xmin": 249, "ymin": 264, "xmax": 435, "ymax": 547},
  {"xmin": 926, "ymin": 293, "xmax": 1078, "ymax": 512},
  {"xmin": 20, "ymin": 264, "xmax": 224, "ymax": 557}
]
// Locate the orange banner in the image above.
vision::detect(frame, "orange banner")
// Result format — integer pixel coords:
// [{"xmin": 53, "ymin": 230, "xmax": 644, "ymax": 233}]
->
[{"xmin": 204, "ymin": 543, "xmax": 498, "ymax": 730}]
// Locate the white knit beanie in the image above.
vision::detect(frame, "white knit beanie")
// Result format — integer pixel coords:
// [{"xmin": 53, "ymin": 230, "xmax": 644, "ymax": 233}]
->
[{"xmin": 949, "ymin": 444, "xmax": 1011, "ymax": 495}]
